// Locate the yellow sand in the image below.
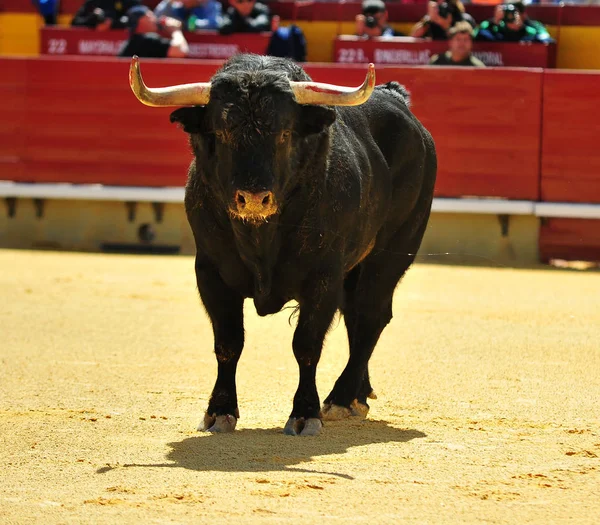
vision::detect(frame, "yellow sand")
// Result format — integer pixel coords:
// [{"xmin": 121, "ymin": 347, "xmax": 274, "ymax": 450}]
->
[{"xmin": 1, "ymin": 249, "xmax": 599, "ymax": 524}]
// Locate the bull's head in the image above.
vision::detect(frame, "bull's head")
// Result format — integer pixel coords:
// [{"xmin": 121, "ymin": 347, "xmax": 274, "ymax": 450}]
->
[{"xmin": 129, "ymin": 56, "xmax": 375, "ymax": 223}]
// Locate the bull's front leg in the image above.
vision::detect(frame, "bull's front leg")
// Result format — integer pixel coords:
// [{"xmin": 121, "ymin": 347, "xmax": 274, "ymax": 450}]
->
[
  {"xmin": 284, "ymin": 283, "xmax": 340, "ymax": 437},
  {"xmin": 195, "ymin": 257, "xmax": 244, "ymax": 433}
]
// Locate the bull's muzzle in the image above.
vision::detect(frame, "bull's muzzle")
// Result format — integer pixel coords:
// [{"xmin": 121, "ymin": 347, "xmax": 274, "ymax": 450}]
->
[{"xmin": 234, "ymin": 190, "xmax": 278, "ymax": 221}]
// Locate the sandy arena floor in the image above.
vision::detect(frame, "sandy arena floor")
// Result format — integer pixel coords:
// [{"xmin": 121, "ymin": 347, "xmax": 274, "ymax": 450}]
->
[{"xmin": 1, "ymin": 249, "xmax": 599, "ymax": 524}]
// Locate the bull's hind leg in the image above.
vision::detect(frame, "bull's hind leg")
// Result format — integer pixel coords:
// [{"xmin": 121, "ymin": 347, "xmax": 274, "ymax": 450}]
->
[
  {"xmin": 322, "ymin": 247, "xmax": 420, "ymax": 421},
  {"xmin": 195, "ymin": 257, "xmax": 244, "ymax": 433},
  {"xmin": 322, "ymin": 284, "xmax": 394, "ymax": 420}
]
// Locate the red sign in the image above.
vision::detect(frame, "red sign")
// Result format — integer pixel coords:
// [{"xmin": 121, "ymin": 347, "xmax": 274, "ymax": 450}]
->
[
  {"xmin": 334, "ymin": 36, "xmax": 556, "ymax": 68},
  {"xmin": 40, "ymin": 27, "xmax": 270, "ymax": 59}
]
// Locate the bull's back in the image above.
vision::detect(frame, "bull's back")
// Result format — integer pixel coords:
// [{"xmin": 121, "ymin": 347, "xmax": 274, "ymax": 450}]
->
[{"xmin": 332, "ymin": 82, "xmax": 436, "ymax": 244}]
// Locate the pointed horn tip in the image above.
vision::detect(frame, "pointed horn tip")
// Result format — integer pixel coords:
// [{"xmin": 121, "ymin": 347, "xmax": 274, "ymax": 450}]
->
[
  {"xmin": 129, "ymin": 56, "xmax": 140, "ymax": 88},
  {"xmin": 367, "ymin": 63, "xmax": 375, "ymax": 87}
]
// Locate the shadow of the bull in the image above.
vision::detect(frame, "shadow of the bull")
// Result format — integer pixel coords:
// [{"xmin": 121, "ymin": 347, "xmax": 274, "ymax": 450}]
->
[{"xmin": 96, "ymin": 420, "xmax": 425, "ymax": 479}]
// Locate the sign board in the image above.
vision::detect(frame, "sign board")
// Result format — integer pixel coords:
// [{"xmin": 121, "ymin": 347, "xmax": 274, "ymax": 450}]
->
[
  {"xmin": 334, "ymin": 36, "xmax": 556, "ymax": 68},
  {"xmin": 40, "ymin": 27, "xmax": 270, "ymax": 59}
]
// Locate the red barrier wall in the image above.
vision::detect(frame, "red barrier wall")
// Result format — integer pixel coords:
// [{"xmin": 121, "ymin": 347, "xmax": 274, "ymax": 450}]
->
[
  {"xmin": 2, "ymin": 56, "xmax": 600, "ymax": 261},
  {"xmin": 0, "ymin": 57, "xmax": 222, "ymax": 187},
  {"xmin": 392, "ymin": 67, "xmax": 542, "ymax": 200},
  {"xmin": 541, "ymin": 70, "xmax": 600, "ymax": 204},
  {"xmin": 0, "ymin": 56, "xmax": 542, "ymax": 200},
  {"xmin": 539, "ymin": 219, "xmax": 600, "ymax": 263}
]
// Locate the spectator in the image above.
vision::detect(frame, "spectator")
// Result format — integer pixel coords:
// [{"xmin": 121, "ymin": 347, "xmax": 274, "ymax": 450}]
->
[
  {"xmin": 429, "ymin": 21, "xmax": 485, "ymax": 66},
  {"xmin": 154, "ymin": 0, "xmax": 222, "ymax": 32},
  {"xmin": 411, "ymin": 0, "xmax": 476, "ymax": 40},
  {"xmin": 72, "ymin": 0, "xmax": 141, "ymax": 30},
  {"xmin": 509, "ymin": 1, "xmax": 555, "ymax": 43},
  {"xmin": 266, "ymin": 23, "xmax": 308, "ymax": 61},
  {"xmin": 32, "ymin": 0, "xmax": 59, "ymax": 25},
  {"xmin": 355, "ymin": 0, "xmax": 404, "ymax": 39},
  {"xmin": 118, "ymin": 5, "xmax": 189, "ymax": 58},
  {"xmin": 219, "ymin": 0, "xmax": 273, "ymax": 35},
  {"xmin": 474, "ymin": 3, "xmax": 550, "ymax": 43}
]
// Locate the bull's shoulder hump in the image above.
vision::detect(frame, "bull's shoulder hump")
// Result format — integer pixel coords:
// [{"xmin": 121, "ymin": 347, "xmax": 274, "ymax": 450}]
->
[{"xmin": 373, "ymin": 82, "xmax": 411, "ymax": 108}]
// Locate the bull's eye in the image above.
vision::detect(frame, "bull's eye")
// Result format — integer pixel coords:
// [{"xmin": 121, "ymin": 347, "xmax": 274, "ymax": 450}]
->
[
  {"xmin": 279, "ymin": 130, "xmax": 292, "ymax": 144},
  {"xmin": 215, "ymin": 130, "xmax": 229, "ymax": 143}
]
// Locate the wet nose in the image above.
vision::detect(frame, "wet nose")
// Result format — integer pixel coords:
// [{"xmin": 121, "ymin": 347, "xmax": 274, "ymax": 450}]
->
[{"xmin": 235, "ymin": 190, "xmax": 275, "ymax": 214}]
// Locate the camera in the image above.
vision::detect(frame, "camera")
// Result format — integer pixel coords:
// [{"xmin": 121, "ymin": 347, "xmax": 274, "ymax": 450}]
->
[
  {"xmin": 500, "ymin": 4, "xmax": 517, "ymax": 24},
  {"xmin": 93, "ymin": 9, "xmax": 106, "ymax": 24},
  {"xmin": 365, "ymin": 15, "xmax": 378, "ymax": 29},
  {"xmin": 437, "ymin": 2, "xmax": 450, "ymax": 19}
]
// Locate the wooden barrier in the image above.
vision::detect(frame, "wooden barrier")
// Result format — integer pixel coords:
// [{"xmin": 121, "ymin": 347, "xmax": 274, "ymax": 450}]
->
[
  {"xmin": 0, "ymin": 56, "xmax": 542, "ymax": 200},
  {"xmin": 541, "ymin": 70, "xmax": 600, "ymax": 204},
  {"xmin": 334, "ymin": 36, "xmax": 557, "ymax": 68},
  {"xmin": 539, "ymin": 219, "xmax": 600, "ymax": 263},
  {"xmin": 0, "ymin": 56, "xmax": 221, "ymax": 187},
  {"xmin": 40, "ymin": 27, "xmax": 270, "ymax": 59},
  {"xmin": 329, "ymin": 64, "xmax": 541, "ymax": 200},
  {"xmin": 2, "ymin": 55, "xmax": 600, "ymax": 261}
]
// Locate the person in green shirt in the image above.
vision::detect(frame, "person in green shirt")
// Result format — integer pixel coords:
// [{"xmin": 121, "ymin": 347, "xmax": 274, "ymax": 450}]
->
[
  {"xmin": 510, "ymin": 1, "xmax": 554, "ymax": 44},
  {"xmin": 429, "ymin": 21, "xmax": 485, "ymax": 67},
  {"xmin": 474, "ymin": 3, "xmax": 553, "ymax": 44}
]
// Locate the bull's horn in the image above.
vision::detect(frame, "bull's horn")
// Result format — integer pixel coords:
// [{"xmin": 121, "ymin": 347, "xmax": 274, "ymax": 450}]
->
[
  {"xmin": 129, "ymin": 56, "xmax": 211, "ymax": 107},
  {"xmin": 290, "ymin": 63, "xmax": 375, "ymax": 106}
]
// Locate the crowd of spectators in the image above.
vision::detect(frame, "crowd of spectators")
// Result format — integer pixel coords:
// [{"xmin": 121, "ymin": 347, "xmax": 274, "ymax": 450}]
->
[
  {"xmin": 32, "ymin": 0, "xmax": 559, "ymax": 64},
  {"xmin": 409, "ymin": 0, "xmax": 553, "ymax": 44}
]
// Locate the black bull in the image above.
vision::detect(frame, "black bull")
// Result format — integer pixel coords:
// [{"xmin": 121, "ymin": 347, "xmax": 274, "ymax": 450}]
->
[{"xmin": 131, "ymin": 54, "xmax": 437, "ymax": 436}]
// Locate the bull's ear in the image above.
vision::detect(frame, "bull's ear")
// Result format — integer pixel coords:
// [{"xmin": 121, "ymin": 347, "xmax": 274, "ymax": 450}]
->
[
  {"xmin": 170, "ymin": 107, "xmax": 206, "ymax": 134},
  {"xmin": 298, "ymin": 106, "xmax": 336, "ymax": 136}
]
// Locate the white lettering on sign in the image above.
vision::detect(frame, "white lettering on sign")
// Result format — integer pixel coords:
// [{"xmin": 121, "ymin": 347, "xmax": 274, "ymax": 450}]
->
[
  {"xmin": 48, "ymin": 38, "xmax": 67, "ymax": 54},
  {"xmin": 373, "ymin": 49, "xmax": 431, "ymax": 65},
  {"xmin": 337, "ymin": 48, "xmax": 369, "ymax": 63},
  {"xmin": 78, "ymin": 40, "xmax": 126, "ymax": 55},
  {"xmin": 473, "ymin": 51, "xmax": 504, "ymax": 67},
  {"xmin": 188, "ymin": 43, "xmax": 239, "ymax": 59}
]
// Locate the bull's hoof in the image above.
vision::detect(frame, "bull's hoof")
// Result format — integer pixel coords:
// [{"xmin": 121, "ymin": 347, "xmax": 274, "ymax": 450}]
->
[
  {"xmin": 321, "ymin": 403, "xmax": 351, "ymax": 421},
  {"xmin": 283, "ymin": 417, "xmax": 322, "ymax": 436},
  {"xmin": 350, "ymin": 399, "xmax": 370, "ymax": 418},
  {"xmin": 368, "ymin": 391, "xmax": 378, "ymax": 400},
  {"xmin": 321, "ymin": 399, "xmax": 369, "ymax": 421},
  {"xmin": 199, "ymin": 413, "xmax": 237, "ymax": 433}
]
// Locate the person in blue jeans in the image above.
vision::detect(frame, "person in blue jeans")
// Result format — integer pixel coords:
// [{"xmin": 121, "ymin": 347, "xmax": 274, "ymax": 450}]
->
[
  {"xmin": 32, "ymin": 0, "xmax": 59, "ymax": 25},
  {"xmin": 154, "ymin": 0, "xmax": 222, "ymax": 31}
]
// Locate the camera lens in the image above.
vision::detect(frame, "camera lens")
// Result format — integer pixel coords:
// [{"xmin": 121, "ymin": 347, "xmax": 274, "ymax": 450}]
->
[
  {"xmin": 365, "ymin": 16, "xmax": 377, "ymax": 29},
  {"xmin": 502, "ymin": 4, "xmax": 517, "ymax": 23},
  {"xmin": 437, "ymin": 2, "xmax": 449, "ymax": 18}
]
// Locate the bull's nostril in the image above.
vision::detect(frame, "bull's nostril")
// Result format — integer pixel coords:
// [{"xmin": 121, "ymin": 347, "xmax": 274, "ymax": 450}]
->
[{"xmin": 235, "ymin": 190, "xmax": 276, "ymax": 215}]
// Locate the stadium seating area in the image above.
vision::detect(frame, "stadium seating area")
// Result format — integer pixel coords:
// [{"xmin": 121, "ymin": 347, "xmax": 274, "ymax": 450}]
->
[
  {"xmin": 1, "ymin": 1, "xmax": 600, "ymax": 67},
  {"xmin": 0, "ymin": 1, "xmax": 599, "ymax": 261}
]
